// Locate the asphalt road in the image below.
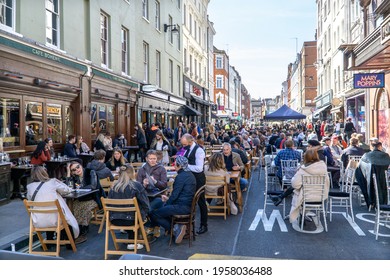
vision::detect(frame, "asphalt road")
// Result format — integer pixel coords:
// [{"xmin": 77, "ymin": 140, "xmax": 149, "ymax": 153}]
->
[{"xmin": 53, "ymin": 167, "xmax": 389, "ymax": 260}]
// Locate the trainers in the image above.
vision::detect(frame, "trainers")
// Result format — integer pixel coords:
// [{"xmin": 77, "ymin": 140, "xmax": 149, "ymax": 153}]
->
[
  {"xmin": 145, "ymin": 227, "xmax": 154, "ymax": 235},
  {"xmin": 120, "ymin": 229, "xmax": 127, "ymax": 234},
  {"xmin": 74, "ymin": 235, "xmax": 87, "ymax": 245},
  {"xmin": 127, "ymin": 243, "xmax": 144, "ymax": 250},
  {"xmin": 175, "ymin": 225, "xmax": 187, "ymax": 244}
]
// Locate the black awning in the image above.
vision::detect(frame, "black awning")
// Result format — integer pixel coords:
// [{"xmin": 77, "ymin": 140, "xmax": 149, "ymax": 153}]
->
[
  {"xmin": 176, "ymin": 105, "xmax": 202, "ymax": 116},
  {"xmin": 191, "ymin": 95, "xmax": 210, "ymax": 106}
]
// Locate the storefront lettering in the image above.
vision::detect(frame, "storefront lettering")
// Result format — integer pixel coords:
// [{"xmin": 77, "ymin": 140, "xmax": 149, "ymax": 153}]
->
[
  {"xmin": 32, "ymin": 48, "xmax": 61, "ymax": 62},
  {"xmin": 354, "ymin": 73, "xmax": 385, "ymax": 88}
]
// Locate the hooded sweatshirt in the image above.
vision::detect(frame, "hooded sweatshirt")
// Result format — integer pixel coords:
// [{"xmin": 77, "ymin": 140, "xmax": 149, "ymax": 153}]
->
[{"xmin": 87, "ymin": 160, "xmax": 114, "ymax": 181}]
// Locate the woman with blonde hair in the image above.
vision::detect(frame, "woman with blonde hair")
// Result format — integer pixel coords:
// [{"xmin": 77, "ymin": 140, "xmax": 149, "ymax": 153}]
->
[
  {"xmin": 151, "ymin": 130, "xmax": 170, "ymax": 165},
  {"xmin": 75, "ymin": 135, "xmax": 90, "ymax": 155},
  {"xmin": 204, "ymin": 153, "xmax": 237, "ymax": 215},
  {"xmin": 108, "ymin": 164, "xmax": 150, "ymax": 250},
  {"xmin": 94, "ymin": 133, "xmax": 105, "ymax": 151}
]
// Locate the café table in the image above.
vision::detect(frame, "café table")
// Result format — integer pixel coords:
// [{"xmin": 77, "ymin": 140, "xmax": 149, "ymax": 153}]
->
[
  {"xmin": 228, "ymin": 171, "xmax": 243, "ymax": 212},
  {"xmin": 11, "ymin": 164, "xmax": 32, "ymax": 199},
  {"xmin": 62, "ymin": 189, "xmax": 99, "ymax": 212},
  {"xmin": 77, "ymin": 153, "xmax": 94, "ymax": 168},
  {"xmin": 44, "ymin": 158, "xmax": 74, "ymax": 179}
]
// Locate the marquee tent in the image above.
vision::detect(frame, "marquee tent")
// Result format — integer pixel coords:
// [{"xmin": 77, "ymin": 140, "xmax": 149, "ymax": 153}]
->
[{"xmin": 264, "ymin": 105, "xmax": 307, "ymax": 120}]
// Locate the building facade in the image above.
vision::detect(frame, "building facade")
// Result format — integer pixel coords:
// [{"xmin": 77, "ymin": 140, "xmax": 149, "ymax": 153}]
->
[{"xmin": 213, "ymin": 46, "xmax": 230, "ymax": 120}]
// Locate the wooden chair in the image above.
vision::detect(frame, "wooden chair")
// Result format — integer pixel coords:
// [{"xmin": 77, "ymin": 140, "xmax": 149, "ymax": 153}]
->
[
  {"xmin": 169, "ymin": 186, "xmax": 205, "ymax": 247},
  {"xmin": 205, "ymin": 176, "xmax": 229, "ymax": 220},
  {"xmin": 101, "ymin": 197, "xmax": 150, "ymax": 259},
  {"xmin": 90, "ymin": 177, "xmax": 115, "ymax": 227},
  {"xmin": 131, "ymin": 162, "xmax": 144, "ymax": 173},
  {"xmin": 244, "ymin": 162, "xmax": 251, "ymax": 179},
  {"xmin": 23, "ymin": 199, "xmax": 77, "ymax": 257}
]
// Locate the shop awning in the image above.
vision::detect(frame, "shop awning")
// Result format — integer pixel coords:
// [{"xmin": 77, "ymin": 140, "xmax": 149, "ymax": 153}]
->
[
  {"xmin": 313, "ymin": 105, "xmax": 331, "ymax": 118},
  {"xmin": 176, "ymin": 105, "xmax": 202, "ymax": 116},
  {"xmin": 191, "ymin": 95, "xmax": 210, "ymax": 106}
]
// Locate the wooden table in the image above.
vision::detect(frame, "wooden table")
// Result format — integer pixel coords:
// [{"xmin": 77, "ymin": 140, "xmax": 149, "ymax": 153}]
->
[
  {"xmin": 228, "ymin": 171, "xmax": 243, "ymax": 212},
  {"xmin": 77, "ymin": 153, "xmax": 94, "ymax": 168},
  {"xmin": 62, "ymin": 189, "xmax": 99, "ymax": 212}
]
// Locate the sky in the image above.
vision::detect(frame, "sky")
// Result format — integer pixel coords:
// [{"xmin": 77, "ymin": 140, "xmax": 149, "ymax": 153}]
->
[{"xmin": 208, "ymin": 0, "xmax": 317, "ymax": 100}]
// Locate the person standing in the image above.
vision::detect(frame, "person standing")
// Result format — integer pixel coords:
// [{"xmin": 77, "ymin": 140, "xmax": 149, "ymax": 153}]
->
[
  {"xmin": 180, "ymin": 133, "xmax": 208, "ymax": 234},
  {"xmin": 344, "ymin": 117, "xmax": 356, "ymax": 143},
  {"xmin": 133, "ymin": 124, "xmax": 147, "ymax": 162}
]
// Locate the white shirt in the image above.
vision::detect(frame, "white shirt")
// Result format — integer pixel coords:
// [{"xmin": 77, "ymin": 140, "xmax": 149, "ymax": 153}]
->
[{"xmin": 186, "ymin": 142, "xmax": 205, "ymax": 173}]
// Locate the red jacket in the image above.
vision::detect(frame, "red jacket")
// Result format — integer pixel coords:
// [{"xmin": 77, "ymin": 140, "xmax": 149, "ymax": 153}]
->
[{"xmin": 31, "ymin": 150, "xmax": 51, "ymax": 165}]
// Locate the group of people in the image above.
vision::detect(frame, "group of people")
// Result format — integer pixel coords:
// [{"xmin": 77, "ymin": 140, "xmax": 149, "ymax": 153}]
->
[{"xmin": 266, "ymin": 119, "xmax": 390, "ymax": 224}]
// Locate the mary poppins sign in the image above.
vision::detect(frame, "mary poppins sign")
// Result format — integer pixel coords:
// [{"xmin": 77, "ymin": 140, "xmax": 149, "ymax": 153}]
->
[{"xmin": 354, "ymin": 73, "xmax": 385, "ymax": 88}]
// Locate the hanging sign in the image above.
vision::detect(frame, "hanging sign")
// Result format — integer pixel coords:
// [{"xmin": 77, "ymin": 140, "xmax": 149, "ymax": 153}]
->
[{"xmin": 353, "ymin": 73, "xmax": 385, "ymax": 88}]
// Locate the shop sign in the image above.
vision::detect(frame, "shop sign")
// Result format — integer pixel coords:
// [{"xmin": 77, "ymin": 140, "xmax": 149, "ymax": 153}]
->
[{"xmin": 353, "ymin": 73, "xmax": 385, "ymax": 88}]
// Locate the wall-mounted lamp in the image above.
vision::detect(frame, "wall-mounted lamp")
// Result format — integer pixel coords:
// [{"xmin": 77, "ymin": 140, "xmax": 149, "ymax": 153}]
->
[
  {"xmin": 164, "ymin": 24, "xmax": 179, "ymax": 33},
  {"xmin": 95, "ymin": 88, "xmax": 101, "ymax": 94}
]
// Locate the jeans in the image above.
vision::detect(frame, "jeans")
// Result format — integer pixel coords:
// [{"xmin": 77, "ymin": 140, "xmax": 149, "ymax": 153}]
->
[
  {"xmin": 149, "ymin": 204, "xmax": 190, "ymax": 231},
  {"xmin": 230, "ymin": 178, "xmax": 248, "ymax": 191}
]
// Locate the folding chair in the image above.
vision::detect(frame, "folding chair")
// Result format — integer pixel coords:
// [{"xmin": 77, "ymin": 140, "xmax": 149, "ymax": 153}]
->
[
  {"xmin": 263, "ymin": 164, "xmax": 285, "ymax": 218},
  {"xmin": 281, "ymin": 159, "xmax": 299, "ymax": 190},
  {"xmin": 372, "ymin": 174, "xmax": 390, "ymax": 240},
  {"xmin": 328, "ymin": 166, "xmax": 356, "ymax": 223},
  {"xmin": 23, "ymin": 199, "xmax": 77, "ymax": 257},
  {"xmin": 205, "ymin": 176, "xmax": 229, "ymax": 220},
  {"xmin": 101, "ymin": 197, "xmax": 150, "ymax": 259},
  {"xmin": 301, "ymin": 174, "xmax": 328, "ymax": 232}
]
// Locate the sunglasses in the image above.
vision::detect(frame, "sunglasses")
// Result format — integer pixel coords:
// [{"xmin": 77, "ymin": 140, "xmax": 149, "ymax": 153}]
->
[{"xmin": 71, "ymin": 165, "xmax": 81, "ymax": 172}]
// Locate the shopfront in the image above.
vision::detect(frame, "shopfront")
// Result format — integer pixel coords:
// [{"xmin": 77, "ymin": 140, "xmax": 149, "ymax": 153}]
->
[
  {"xmin": 345, "ymin": 93, "xmax": 366, "ymax": 136},
  {"xmin": 184, "ymin": 76, "xmax": 210, "ymax": 126},
  {"xmin": 376, "ymin": 89, "xmax": 390, "ymax": 151}
]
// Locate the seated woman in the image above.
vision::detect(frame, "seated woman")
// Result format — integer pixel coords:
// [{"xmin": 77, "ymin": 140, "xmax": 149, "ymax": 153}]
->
[
  {"xmin": 270, "ymin": 149, "xmax": 329, "ymax": 223},
  {"xmin": 108, "ymin": 164, "xmax": 150, "ymax": 250},
  {"xmin": 94, "ymin": 133, "xmax": 105, "ymax": 152},
  {"xmin": 26, "ymin": 165, "xmax": 80, "ymax": 243},
  {"xmin": 44, "ymin": 137, "xmax": 55, "ymax": 158},
  {"xmin": 105, "ymin": 148, "xmax": 128, "ymax": 171},
  {"xmin": 75, "ymin": 135, "xmax": 91, "ymax": 155},
  {"xmin": 30, "ymin": 141, "xmax": 51, "ymax": 165},
  {"xmin": 149, "ymin": 156, "xmax": 196, "ymax": 244},
  {"xmin": 65, "ymin": 161, "xmax": 102, "ymax": 244},
  {"xmin": 204, "ymin": 153, "xmax": 237, "ymax": 215}
]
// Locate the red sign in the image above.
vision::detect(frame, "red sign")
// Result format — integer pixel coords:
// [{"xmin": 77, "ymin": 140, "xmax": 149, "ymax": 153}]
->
[{"xmin": 233, "ymin": 112, "xmax": 238, "ymax": 117}]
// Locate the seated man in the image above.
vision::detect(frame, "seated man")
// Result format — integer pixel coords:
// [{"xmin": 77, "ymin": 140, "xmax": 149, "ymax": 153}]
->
[
  {"xmin": 322, "ymin": 137, "xmax": 341, "ymax": 188},
  {"xmin": 63, "ymin": 135, "xmax": 77, "ymax": 158},
  {"xmin": 86, "ymin": 149, "xmax": 114, "ymax": 181},
  {"xmin": 340, "ymin": 137, "xmax": 365, "ymax": 169},
  {"xmin": 221, "ymin": 142, "xmax": 248, "ymax": 191},
  {"xmin": 273, "ymin": 139, "xmax": 302, "ymax": 185},
  {"xmin": 149, "ymin": 156, "xmax": 196, "ymax": 244}
]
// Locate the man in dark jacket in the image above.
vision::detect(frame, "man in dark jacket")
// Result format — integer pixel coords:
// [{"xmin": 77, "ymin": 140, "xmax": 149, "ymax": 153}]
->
[
  {"xmin": 86, "ymin": 149, "xmax": 114, "ymax": 181},
  {"xmin": 149, "ymin": 156, "xmax": 196, "ymax": 244},
  {"xmin": 340, "ymin": 137, "xmax": 365, "ymax": 169},
  {"xmin": 63, "ymin": 135, "xmax": 77, "ymax": 158}
]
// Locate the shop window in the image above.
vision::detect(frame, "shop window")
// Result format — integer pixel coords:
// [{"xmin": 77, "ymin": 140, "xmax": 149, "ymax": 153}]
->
[
  {"xmin": 65, "ymin": 105, "xmax": 74, "ymax": 139},
  {"xmin": 25, "ymin": 102, "xmax": 43, "ymax": 146},
  {"xmin": 91, "ymin": 103, "xmax": 115, "ymax": 135},
  {"xmin": 0, "ymin": 97, "xmax": 20, "ymax": 148},
  {"xmin": 47, "ymin": 103, "xmax": 62, "ymax": 144},
  {"xmin": 378, "ymin": 90, "xmax": 389, "ymax": 149}
]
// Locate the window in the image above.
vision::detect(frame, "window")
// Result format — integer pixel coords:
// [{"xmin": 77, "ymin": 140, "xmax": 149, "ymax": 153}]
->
[
  {"xmin": 47, "ymin": 103, "xmax": 62, "ymax": 144},
  {"xmin": 194, "ymin": 58, "xmax": 197, "ymax": 78},
  {"xmin": 198, "ymin": 26, "xmax": 201, "ymax": 44},
  {"xmin": 154, "ymin": 1, "xmax": 160, "ymax": 31},
  {"xmin": 216, "ymin": 56, "xmax": 223, "ymax": 69},
  {"xmin": 189, "ymin": 54, "xmax": 193, "ymax": 74},
  {"xmin": 177, "ymin": 65, "xmax": 181, "ymax": 95},
  {"xmin": 177, "ymin": 0, "xmax": 181, "ymax": 9},
  {"xmin": 25, "ymin": 102, "xmax": 43, "ymax": 146},
  {"xmin": 121, "ymin": 27, "xmax": 128, "ymax": 74},
  {"xmin": 168, "ymin": 15, "xmax": 173, "ymax": 44},
  {"xmin": 189, "ymin": 13, "xmax": 192, "ymax": 34},
  {"xmin": 45, "ymin": 0, "xmax": 60, "ymax": 47},
  {"xmin": 100, "ymin": 12, "xmax": 109, "ymax": 67},
  {"xmin": 156, "ymin": 51, "xmax": 161, "ymax": 87},
  {"xmin": 169, "ymin": 59, "xmax": 173, "ymax": 93},
  {"xmin": 176, "ymin": 25, "xmax": 180, "ymax": 50},
  {"xmin": 194, "ymin": 20, "xmax": 197, "ymax": 41},
  {"xmin": 184, "ymin": 48, "xmax": 187, "ymax": 68},
  {"xmin": 216, "ymin": 76, "xmax": 223, "ymax": 89},
  {"xmin": 142, "ymin": 0, "xmax": 149, "ymax": 20},
  {"xmin": 183, "ymin": 4, "xmax": 186, "ymax": 26},
  {"xmin": 198, "ymin": 62, "xmax": 201, "ymax": 80},
  {"xmin": 0, "ymin": 97, "xmax": 20, "ymax": 147},
  {"xmin": 90, "ymin": 104, "xmax": 115, "ymax": 135},
  {"xmin": 0, "ymin": 0, "xmax": 15, "ymax": 31},
  {"xmin": 143, "ymin": 42, "xmax": 149, "ymax": 82}
]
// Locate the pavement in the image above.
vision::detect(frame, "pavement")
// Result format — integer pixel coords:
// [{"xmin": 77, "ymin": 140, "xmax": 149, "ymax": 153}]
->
[{"xmin": 1, "ymin": 165, "xmax": 389, "ymax": 260}]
